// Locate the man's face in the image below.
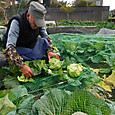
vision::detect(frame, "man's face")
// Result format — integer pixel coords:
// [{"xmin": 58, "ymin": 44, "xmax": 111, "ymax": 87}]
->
[{"xmin": 27, "ymin": 13, "xmax": 38, "ymax": 29}]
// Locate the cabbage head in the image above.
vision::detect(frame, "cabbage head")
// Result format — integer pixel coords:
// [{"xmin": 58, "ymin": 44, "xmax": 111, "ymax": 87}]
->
[
  {"xmin": 17, "ymin": 75, "xmax": 34, "ymax": 82},
  {"xmin": 67, "ymin": 63, "xmax": 83, "ymax": 77},
  {"xmin": 49, "ymin": 57, "xmax": 61, "ymax": 70}
]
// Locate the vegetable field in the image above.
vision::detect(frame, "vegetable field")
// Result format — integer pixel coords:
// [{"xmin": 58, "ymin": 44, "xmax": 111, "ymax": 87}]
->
[
  {"xmin": 57, "ymin": 20, "xmax": 115, "ymax": 29},
  {"xmin": 0, "ymin": 33, "xmax": 115, "ymax": 115}
]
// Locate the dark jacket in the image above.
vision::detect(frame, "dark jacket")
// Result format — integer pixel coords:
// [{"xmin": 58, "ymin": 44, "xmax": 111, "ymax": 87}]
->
[{"xmin": 3, "ymin": 10, "xmax": 40, "ymax": 48}]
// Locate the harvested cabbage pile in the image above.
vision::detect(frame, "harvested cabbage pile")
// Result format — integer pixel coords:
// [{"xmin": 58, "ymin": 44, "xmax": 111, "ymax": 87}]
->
[
  {"xmin": 17, "ymin": 58, "xmax": 62, "ymax": 82},
  {"xmin": 16, "ymin": 57, "xmax": 98, "ymax": 91}
]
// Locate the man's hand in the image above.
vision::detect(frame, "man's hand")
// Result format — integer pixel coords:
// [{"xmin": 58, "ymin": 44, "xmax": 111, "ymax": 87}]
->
[
  {"xmin": 47, "ymin": 52, "xmax": 60, "ymax": 60},
  {"xmin": 20, "ymin": 65, "xmax": 33, "ymax": 78}
]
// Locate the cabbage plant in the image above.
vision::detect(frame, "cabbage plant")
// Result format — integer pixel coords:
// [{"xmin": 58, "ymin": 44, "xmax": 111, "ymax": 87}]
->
[
  {"xmin": 17, "ymin": 75, "xmax": 34, "ymax": 82},
  {"xmin": 33, "ymin": 89, "xmax": 111, "ymax": 115},
  {"xmin": 67, "ymin": 63, "xmax": 83, "ymax": 77},
  {"xmin": 49, "ymin": 57, "xmax": 61, "ymax": 70}
]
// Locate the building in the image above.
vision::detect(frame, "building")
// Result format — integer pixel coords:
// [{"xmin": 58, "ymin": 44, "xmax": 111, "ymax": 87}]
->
[
  {"xmin": 43, "ymin": 0, "xmax": 50, "ymax": 7},
  {"xmin": 77, "ymin": 0, "xmax": 103, "ymax": 6},
  {"xmin": 35, "ymin": 0, "xmax": 104, "ymax": 7},
  {"xmin": 111, "ymin": 9, "xmax": 115, "ymax": 17},
  {"xmin": 93, "ymin": 0, "xmax": 103, "ymax": 6}
]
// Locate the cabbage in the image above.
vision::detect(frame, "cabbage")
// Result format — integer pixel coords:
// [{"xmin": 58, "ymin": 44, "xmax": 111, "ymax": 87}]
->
[
  {"xmin": 33, "ymin": 89, "xmax": 111, "ymax": 115},
  {"xmin": 72, "ymin": 112, "xmax": 87, "ymax": 115},
  {"xmin": 49, "ymin": 57, "xmax": 61, "ymax": 70},
  {"xmin": 67, "ymin": 63, "xmax": 83, "ymax": 77},
  {"xmin": 17, "ymin": 75, "xmax": 34, "ymax": 82}
]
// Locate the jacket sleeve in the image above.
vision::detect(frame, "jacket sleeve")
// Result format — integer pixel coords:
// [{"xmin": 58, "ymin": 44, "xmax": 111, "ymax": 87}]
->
[
  {"xmin": 39, "ymin": 27, "xmax": 54, "ymax": 52},
  {"xmin": 4, "ymin": 45, "xmax": 25, "ymax": 68},
  {"xmin": 6, "ymin": 19, "xmax": 19, "ymax": 47},
  {"xmin": 4, "ymin": 19, "xmax": 25, "ymax": 68},
  {"xmin": 46, "ymin": 36, "xmax": 54, "ymax": 52}
]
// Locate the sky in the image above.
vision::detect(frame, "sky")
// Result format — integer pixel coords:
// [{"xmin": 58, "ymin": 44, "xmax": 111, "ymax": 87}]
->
[
  {"xmin": 58, "ymin": 0, "xmax": 115, "ymax": 10},
  {"xmin": 103, "ymin": 0, "xmax": 115, "ymax": 10}
]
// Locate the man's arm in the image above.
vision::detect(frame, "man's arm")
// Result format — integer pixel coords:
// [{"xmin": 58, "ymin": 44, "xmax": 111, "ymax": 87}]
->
[
  {"xmin": 4, "ymin": 19, "xmax": 33, "ymax": 77},
  {"xmin": 46, "ymin": 36, "xmax": 54, "ymax": 52},
  {"xmin": 39, "ymin": 27, "xmax": 54, "ymax": 52},
  {"xmin": 5, "ymin": 45, "xmax": 25, "ymax": 68},
  {"xmin": 5, "ymin": 19, "xmax": 25, "ymax": 68},
  {"xmin": 40, "ymin": 27, "xmax": 59, "ymax": 60}
]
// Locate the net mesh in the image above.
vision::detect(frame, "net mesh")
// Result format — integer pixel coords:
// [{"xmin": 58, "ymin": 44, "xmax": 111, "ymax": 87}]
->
[
  {"xmin": 23, "ymin": 33, "xmax": 115, "ymax": 96},
  {"xmin": 50, "ymin": 33, "xmax": 115, "ymax": 68},
  {"xmin": 0, "ymin": 33, "xmax": 114, "ymax": 114}
]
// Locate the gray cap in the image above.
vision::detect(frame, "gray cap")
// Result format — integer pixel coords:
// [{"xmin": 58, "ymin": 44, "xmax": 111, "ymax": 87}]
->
[{"xmin": 28, "ymin": 2, "xmax": 47, "ymax": 27}]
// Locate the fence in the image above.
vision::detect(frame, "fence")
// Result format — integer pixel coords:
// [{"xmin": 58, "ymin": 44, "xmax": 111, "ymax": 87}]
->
[{"xmin": 2, "ymin": 6, "xmax": 109, "ymax": 22}]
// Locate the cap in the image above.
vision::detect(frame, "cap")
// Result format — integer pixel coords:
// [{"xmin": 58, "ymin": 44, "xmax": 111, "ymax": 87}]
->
[{"xmin": 28, "ymin": 2, "xmax": 47, "ymax": 27}]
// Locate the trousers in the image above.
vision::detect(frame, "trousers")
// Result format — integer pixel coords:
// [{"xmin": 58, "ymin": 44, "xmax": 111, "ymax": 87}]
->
[{"xmin": 16, "ymin": 38, "xmax": 49, "ymax": 61}]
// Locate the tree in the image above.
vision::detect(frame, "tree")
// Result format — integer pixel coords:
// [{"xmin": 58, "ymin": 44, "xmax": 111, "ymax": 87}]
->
[
  {"xmin": 58, "ymin": 1, "xmax": 67, "ymax": 7},
  {"xmin": 50, "ymin": 0, "xmax": 67, "ymax": 7},
  {"xmin": 60, "ymin": 5, "xmax": 75, "ymax": 20},
  {"xmin": 72, "ymin": 0, "xmax": 94, "ymax": 6},
  {"xmin": 50, "ymin": 0, "xmax": 58, "ymax": 7},
  {"xmin": 0, "ymin": 0, "xmax": 12, "ymax": 24}
]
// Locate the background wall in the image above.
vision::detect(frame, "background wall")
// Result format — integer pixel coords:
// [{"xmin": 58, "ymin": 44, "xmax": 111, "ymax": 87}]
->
[
  {"xmin": 6, "ymin": 6, "xmax": 109, "ymax": 22},
  {"xmin": 46, "ymin": 6, "xmax": 109, "ymax": 22}
]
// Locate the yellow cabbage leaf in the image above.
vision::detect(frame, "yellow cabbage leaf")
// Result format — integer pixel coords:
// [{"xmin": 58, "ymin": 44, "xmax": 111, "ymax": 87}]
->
[
  {"xmin": 104, "ymin": 70, "xmax": 115, "ymax": 87},
  {"xmin": 97, "ymin": 81, "xmax": 112, "ymax": 92}
]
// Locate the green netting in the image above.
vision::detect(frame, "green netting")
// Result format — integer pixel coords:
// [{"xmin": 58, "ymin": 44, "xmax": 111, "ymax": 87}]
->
[
  {"xmin": 50, "ymin": 33, "xmax": 115, "ymax": 68},
  {"xmin": 23, "ymin": 33, "xmax": 115, "ymax": 97},
  {"xmin": 0, "ymin": 33, "xmax": 114, "ymax": 114}
]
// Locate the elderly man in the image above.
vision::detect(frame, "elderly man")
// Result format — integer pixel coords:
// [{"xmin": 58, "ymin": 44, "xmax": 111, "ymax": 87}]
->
[{"xmin": 2, "ymin": 2, "xmax": 59, "ymax": 78}]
